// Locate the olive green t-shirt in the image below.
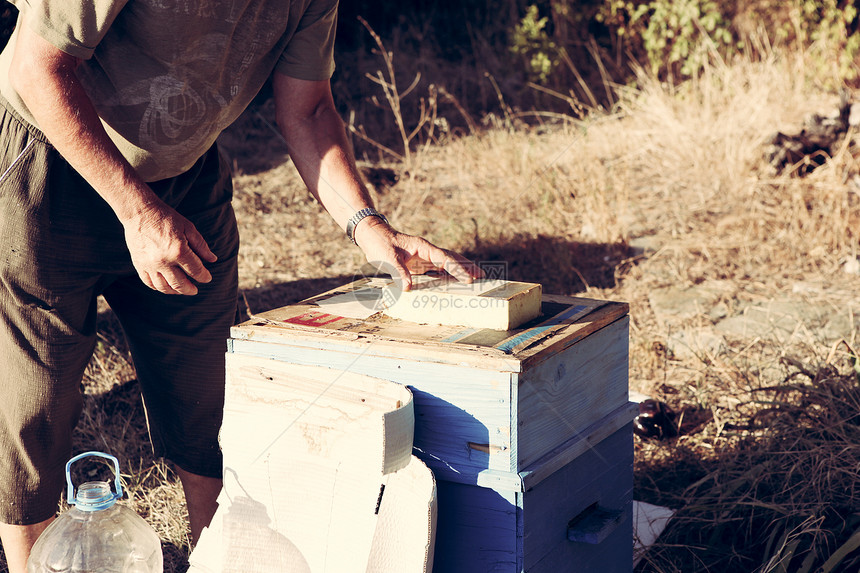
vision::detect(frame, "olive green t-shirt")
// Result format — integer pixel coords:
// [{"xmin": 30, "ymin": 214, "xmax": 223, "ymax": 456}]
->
[{"xmin": 0, "ymin": 0, "xmax": 337, "ymax": 181}]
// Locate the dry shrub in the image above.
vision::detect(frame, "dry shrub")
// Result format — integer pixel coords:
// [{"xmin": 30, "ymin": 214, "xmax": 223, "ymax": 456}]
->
[
  {"xmin": 636, "ymin": 350, "xmax": 860, "ymax": 573},
  {"xmin": 364, "ymin": 43, "xmax": 858, "ymax": 295},
  {"xmin": 615, "ymin": 45, "xmax": 859, "ymax": 571}
]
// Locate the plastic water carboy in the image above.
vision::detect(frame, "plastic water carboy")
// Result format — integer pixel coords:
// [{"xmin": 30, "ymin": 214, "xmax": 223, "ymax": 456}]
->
[{"xmin": 27, "ymin": 451, "xmax": 163, "ymax": 573}]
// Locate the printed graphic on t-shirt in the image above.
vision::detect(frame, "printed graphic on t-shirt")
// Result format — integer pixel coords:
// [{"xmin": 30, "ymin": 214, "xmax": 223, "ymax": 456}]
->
[{"xmin": 80, "ymin": 0, "xmax": 286, "ymax": 173}]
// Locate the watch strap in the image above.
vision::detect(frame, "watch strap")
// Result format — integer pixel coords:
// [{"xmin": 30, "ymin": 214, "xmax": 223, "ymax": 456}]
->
[{"xmin": 345, "ymin": 208, "xmax": 389, "ymax": 244}]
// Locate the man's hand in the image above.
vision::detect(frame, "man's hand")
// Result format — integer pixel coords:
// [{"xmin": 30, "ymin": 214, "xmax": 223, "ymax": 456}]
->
[
  {"xmin": 122, "ymin": 201, "xmax": 217, "ymax": 295},
  {"xmin": 10, "ymin": 21, "xmax": 218, "ymax": 296},
  {"xmin": 353, "ymin": 217, "xmax": 484, "ymax": 291}
]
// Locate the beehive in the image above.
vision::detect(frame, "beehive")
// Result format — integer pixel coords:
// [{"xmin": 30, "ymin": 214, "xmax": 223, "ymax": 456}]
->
[{"xmin": 228, "ymin": 279, "xmax": 635, "ymax": 572}]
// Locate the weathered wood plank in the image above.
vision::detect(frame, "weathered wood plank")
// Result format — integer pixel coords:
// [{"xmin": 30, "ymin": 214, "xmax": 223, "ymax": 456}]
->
[
  {"xmin": 491, "ymin": 303, "xmax": 597, "ymax": 355},
  {"xmin": 474, "ymin": 402, "xmax": 635, "ymax": 494},
  {"xmin": 520, "ymin": 401, "xmax": 638, "ymax": 490},
  {"xmin": 517, "ymin": 301, "xmax": 629, "ymax": 369},
  {"xmin": 231, "ymin": 321, "xmax": 524, "ymax": 372},
  {"xmin": 515, "ymin": 317, "xmax": 630, "ymax": 469}
]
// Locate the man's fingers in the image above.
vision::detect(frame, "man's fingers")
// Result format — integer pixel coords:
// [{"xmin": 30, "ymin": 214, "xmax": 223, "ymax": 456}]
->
[
  {"xmin": 162, "ymin": 267, "xmax": 199, "ymax": 295},
  {"xmin": 393, "ymin": 262, "xmax": 413, "ymax": 292},
  {"xmin": 149, "ymin": 272, "xmax": 176, "ymax": 295},
  {"xmin": 141, "ymin": 268, "xmax": 198, "ymax": 296},
  {"xmin": 442, "ymin": 249, "xmax": 485, "ymax": 281},
  {"xmin": 177, "ymin": 243, "xmax": 213, "ymax": 285},
  {"xmin": 405, "ymin": 258, "xmax": 438, "ymax": 275},
  {"xmin": 140, "ymin": 271, "xmax": 156, "ymax": 292},
  {"xmin": 460, "ymin": 258, "xmax": 485, "ymax": 280},
  {"xmin": 186, "ymin": 227, "xmax": 217, "ymax": 263},
  {"xmin": 393, "ymin": 236, "xmax": 485, "ymax": 284},
  {"xmin": 441, "ymin": 255, "xmax": 483, "ymax": 283},
  {"xmin": 419, "ymin": 244, "xmax": 479, "ymax": 284}
]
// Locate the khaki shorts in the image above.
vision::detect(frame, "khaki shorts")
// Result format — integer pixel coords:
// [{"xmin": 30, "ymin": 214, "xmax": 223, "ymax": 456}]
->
[{"xmin": 0, "ymin": 97, "xmax": 239, "ymax": 525}]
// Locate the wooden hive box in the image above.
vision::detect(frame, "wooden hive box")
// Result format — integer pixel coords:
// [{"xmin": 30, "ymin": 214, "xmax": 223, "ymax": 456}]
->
[{"xmin": 229, "ymin": 279, "xmax": 635, "ymax": 572}]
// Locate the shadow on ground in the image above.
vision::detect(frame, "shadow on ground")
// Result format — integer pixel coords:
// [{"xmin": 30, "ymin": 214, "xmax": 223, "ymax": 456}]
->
[
  {"xmin": 236, "ymin": 275, "xmax": 355, "ymax": 321},
  {"xmin": 464, "ymin": 234, "xmax": 632, "ymax": 295}
]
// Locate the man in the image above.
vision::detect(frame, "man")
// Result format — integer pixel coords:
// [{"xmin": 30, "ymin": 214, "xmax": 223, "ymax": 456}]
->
[{"xmin": 0, "ymin": 1, "xmax": 481, "ymax": 570}]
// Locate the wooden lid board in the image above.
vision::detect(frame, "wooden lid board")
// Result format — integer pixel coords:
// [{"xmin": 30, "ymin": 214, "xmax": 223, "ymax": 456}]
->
[{"xmin": 233, "ymin": 279, "xmax": 628, "ymax": 372}]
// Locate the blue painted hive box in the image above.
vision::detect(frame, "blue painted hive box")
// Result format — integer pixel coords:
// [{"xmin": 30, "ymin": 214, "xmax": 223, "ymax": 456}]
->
[{"xmin": 228, "ymin": 279, "xmax": 635, "ymax": 572}]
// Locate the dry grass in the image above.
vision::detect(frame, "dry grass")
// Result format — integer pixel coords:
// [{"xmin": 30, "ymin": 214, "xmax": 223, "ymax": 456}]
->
[
  {"xmin": 634, "ymin": 352, "xmax": 860, "ymax": 572},
  {"xmin": 6, "ymin": 39, "xmax": 858, "ymax": 573}
]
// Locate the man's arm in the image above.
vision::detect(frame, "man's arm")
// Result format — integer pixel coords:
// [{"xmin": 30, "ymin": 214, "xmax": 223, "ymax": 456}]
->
[
  {"xmin": 271, "ymin": 73, "xmax": 482, "ymax": 290},
  {"xmin": 8, "ymin": 21, "xmax": 216, "ymax": 295}
]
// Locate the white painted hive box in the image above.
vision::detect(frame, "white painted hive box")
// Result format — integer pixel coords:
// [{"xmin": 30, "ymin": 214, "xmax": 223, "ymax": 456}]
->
[{"xmin": 188, "ymin": 362, "xmax": 437, "ymax": 573}]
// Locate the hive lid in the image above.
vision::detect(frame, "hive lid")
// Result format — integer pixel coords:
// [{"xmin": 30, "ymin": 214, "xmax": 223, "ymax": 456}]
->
[{"xmin": 231, "ymin": 278, "xmax": 628, "ymax": 370}]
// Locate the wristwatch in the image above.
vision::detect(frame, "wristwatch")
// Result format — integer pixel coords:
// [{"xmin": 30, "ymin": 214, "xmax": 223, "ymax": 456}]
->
[{"xmin": 345, "ymin": 208, "xmax": 389, "ymax": 244}]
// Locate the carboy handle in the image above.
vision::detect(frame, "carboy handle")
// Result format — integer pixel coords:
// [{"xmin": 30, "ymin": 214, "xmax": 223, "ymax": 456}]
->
[{"xmin": 65, "ymin": 451, "xmax": 123, "ymax": 507}]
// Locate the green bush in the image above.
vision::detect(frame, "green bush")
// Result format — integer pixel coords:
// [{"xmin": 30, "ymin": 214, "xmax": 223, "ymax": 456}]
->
[
  {"xmin": 506, "ymin": 0, "xmax": 860, "ymax": 85},
  {"xmin": 798, "ymin": 0, "xmax": 860, "ymax": 83},
  {"xmin": 509, "ymin": 5, "xmax": 559, "ymax": 84},
  {"xmin": 596, "ymin": 0, "xmax": 734, "ymax": 78}
]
